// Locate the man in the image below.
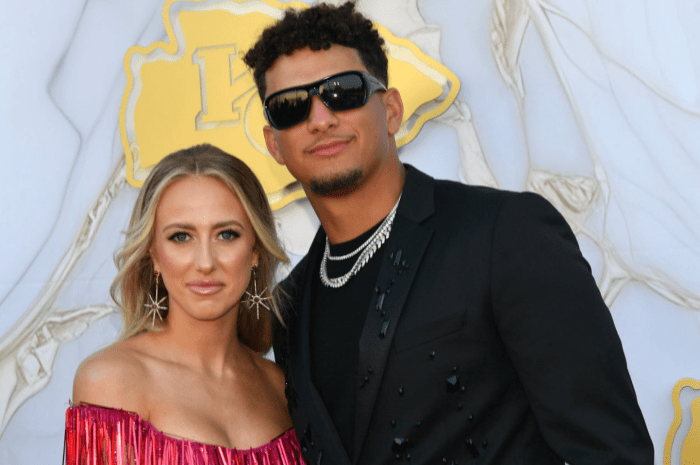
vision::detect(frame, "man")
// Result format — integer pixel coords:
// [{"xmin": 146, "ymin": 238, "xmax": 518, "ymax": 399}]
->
[{"xmin": 243, "ymin": 2, "xmax": 654, "ymax": 464}]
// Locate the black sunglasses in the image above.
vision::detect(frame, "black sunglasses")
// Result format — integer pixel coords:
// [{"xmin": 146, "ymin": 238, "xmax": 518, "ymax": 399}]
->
[{"xmin": 263, "ymin": 70, "xmax": 387, "ymax": 130}]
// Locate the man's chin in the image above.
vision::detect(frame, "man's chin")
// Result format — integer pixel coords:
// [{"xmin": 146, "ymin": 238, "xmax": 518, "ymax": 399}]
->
[{"xmin": 309, "ymin": 169, "xmax": 363, "ymax": 197}]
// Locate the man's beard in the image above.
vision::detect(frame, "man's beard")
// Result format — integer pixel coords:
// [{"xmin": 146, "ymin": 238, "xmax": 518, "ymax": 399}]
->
[{"xmin": 309, "ymin": 168, "xmax": 363, "ymax": 196}]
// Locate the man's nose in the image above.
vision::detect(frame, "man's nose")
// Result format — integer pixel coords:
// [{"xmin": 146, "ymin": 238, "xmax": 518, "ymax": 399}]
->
[{"xmin": 306, "ymin": 95, "xmax": 339, "ymax": 132}]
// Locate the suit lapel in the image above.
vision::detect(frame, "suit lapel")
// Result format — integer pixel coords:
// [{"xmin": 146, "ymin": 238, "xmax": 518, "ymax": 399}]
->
[
  {"xmin": 352, "ymin": 166, "xmax": 436, "ymax": 463},
  {"xmin": 288, "ymin": 229, "xmax": 352, "ymax": 465}
]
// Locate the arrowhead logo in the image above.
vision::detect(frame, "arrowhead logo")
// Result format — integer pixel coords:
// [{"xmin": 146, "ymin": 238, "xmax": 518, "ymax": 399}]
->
[{"xmin": 119, "ymin": 0, "xmax": 459, "ymax": 209}]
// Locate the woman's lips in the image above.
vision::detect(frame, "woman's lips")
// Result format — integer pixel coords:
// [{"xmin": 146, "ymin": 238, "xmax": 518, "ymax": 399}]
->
[{"xmin": 188, "ymin": 281, "xmax": 224, "ymax": 295}]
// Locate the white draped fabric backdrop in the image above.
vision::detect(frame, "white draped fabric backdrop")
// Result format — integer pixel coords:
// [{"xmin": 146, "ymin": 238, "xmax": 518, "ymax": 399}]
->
[{"xmin": 0, "ymin": 0, "xmax": 698, "ymax": 463}]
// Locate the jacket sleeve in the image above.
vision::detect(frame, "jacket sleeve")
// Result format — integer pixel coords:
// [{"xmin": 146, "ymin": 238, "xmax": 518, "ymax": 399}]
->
[
  {"xmin": 272, "ymin": 255, "xmax": 308, "ymax": 362},
  {"xmin": 489, "ymin": 192, "xmax": 654, "ymax": 464},
  {"xmin": 272, "ymin": 254, "xmax": 311, "ymax": 420}
]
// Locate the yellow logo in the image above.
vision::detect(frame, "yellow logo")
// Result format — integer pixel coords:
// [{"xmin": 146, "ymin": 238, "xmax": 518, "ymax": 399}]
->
[
  {"xmin": 665, "ymin": 378, "xmax": 700, "ymax": 465},
  {"xmin": 119, "ymin": 0, "xmax": 460, "ymax": 209}
]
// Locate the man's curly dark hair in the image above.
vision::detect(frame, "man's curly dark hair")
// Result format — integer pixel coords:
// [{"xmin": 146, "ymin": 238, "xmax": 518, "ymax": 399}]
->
[{"xmin": 243, "ymin": 1, "xmax": 388, "ymax": 101}]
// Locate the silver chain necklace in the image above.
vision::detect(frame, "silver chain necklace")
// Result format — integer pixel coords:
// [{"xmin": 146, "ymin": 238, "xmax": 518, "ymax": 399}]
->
[{"xmin": 320, "ymin": 194, "xmax": 402, "ymax": 288}]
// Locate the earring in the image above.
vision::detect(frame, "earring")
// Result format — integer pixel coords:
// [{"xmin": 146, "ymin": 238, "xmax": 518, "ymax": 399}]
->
[
  {"xmin": 145, "ymin": 269, "xmax": 167, "ymax": 327},
  {"xmin": 245, "ymin": 264, "xmax": 270, "ymax": 320}
]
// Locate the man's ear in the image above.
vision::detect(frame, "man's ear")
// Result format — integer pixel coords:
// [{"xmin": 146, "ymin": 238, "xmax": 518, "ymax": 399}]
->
[
  {"xmin": 383, "ymin": 88, "xmax": 404, "ymax": 136},
  {"xmin": 263, "ymin": 125, "xmax": 285, "ymax": 165}
]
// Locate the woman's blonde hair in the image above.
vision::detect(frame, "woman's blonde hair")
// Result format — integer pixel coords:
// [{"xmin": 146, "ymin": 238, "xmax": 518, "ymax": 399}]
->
[{"xmin": 111, "ymin": 144, "xmax": 289, "ymax": 352}]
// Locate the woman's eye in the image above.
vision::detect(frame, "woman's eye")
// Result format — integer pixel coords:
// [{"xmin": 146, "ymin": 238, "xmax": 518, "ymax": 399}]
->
[
  {"xmin": 219, "ymin": 229, "xmax": 241, "ymax": 241},
  {"xmin": 168, "ymin": 232, "xmax": 190, "ymax": 242}
]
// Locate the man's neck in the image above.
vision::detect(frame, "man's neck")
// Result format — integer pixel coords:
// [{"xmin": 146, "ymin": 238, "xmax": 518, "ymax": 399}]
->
[{"xmin": 307, "ymin": 162, "xmax": 406, "ymax": 244}]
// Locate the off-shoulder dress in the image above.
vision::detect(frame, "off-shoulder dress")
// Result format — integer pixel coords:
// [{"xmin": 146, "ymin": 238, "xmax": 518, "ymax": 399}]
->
[{"xmin": 64, "ymin": 403, "xmax": 305, "ymax": 465}]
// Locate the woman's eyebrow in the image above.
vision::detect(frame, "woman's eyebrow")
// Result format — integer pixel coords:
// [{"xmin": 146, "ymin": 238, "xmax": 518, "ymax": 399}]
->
[{"xmin": 162, "ymin": 220, "xmax": 245, "ymax": 232}]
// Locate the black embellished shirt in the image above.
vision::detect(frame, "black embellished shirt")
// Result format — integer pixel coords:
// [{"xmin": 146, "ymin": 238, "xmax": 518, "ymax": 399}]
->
[{"xmin": 309, "ymin": 220, "xmax": 384, "ymax": 457}]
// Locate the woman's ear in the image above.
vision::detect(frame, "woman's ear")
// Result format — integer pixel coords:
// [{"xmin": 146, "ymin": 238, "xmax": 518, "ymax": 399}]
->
[
  {"xmin": 149, "ymin": 245, "xmax": 160, "ymax": 274},
  {"xmin": 252, "ymin": 247, "xmax": 260, "ymax": 270}
]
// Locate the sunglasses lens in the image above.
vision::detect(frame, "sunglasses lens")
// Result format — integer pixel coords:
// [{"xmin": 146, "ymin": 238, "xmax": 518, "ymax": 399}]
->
[
  {"xmin": 320, "ymin": 73, "xmax": 367, "ymax": 110},
  {"xmin": 267, "ymin": 89, "xmax": 311, "ymax": 129},
  {"xmin": 265, "ymin": 72, "xmax": 375, "ymax": 129}
]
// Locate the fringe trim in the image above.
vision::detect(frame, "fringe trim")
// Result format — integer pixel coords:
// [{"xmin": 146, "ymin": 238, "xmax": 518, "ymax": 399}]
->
[{"xmin": 65, "ymin": 404, "xmax": 304, "ymax": 465}]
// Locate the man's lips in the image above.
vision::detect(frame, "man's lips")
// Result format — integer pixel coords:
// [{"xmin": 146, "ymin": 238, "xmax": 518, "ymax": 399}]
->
[
  {"xmin": 188, "ymin": 281, "xmax": 224, "ymax": 295},
  {"xmin": 307, "ymin": 139, "xmax": 350, "ymax": 157}
]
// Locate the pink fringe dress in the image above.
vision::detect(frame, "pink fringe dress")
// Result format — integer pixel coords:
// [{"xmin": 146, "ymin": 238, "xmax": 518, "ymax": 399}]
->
[{"xmin": 65, "ymin": 404, "xmax": 305, "ymax": 465}]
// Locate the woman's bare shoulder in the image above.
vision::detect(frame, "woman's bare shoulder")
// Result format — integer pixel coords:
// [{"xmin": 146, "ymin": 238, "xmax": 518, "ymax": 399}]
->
[
  {"xmin": 255, "ymin": 352, "xmax": 287, "ymax": 399},
  {"xmin": 72, "ymin": 336, "xmax": 151, "ymax": 411}
]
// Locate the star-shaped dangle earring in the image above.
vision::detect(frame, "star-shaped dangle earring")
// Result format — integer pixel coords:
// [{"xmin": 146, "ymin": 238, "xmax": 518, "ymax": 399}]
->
[
  {"xmin": 245, "ymin": 264, "xmax": 270, "ymax": 319},
  {"xmin": 145, "ymin": 269, "xmax": 167, "ymax": 327}
]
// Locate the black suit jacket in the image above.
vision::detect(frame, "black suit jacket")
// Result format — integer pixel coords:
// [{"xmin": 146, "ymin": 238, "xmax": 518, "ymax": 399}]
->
[{"xmin": 274, "ymin": 165, "xmax": 653, "ymax": 465}]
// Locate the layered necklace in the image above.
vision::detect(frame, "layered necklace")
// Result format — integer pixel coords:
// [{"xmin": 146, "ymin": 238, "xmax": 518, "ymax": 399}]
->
[{"xmin": 320, "ymin": 194, "xmax": 402, "ymax": 288}]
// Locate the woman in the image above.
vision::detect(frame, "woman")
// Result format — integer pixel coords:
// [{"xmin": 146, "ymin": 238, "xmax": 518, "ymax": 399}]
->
[{"xmin": 65, "ymin": 144, "xmax": 304, "ymax": 464}]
